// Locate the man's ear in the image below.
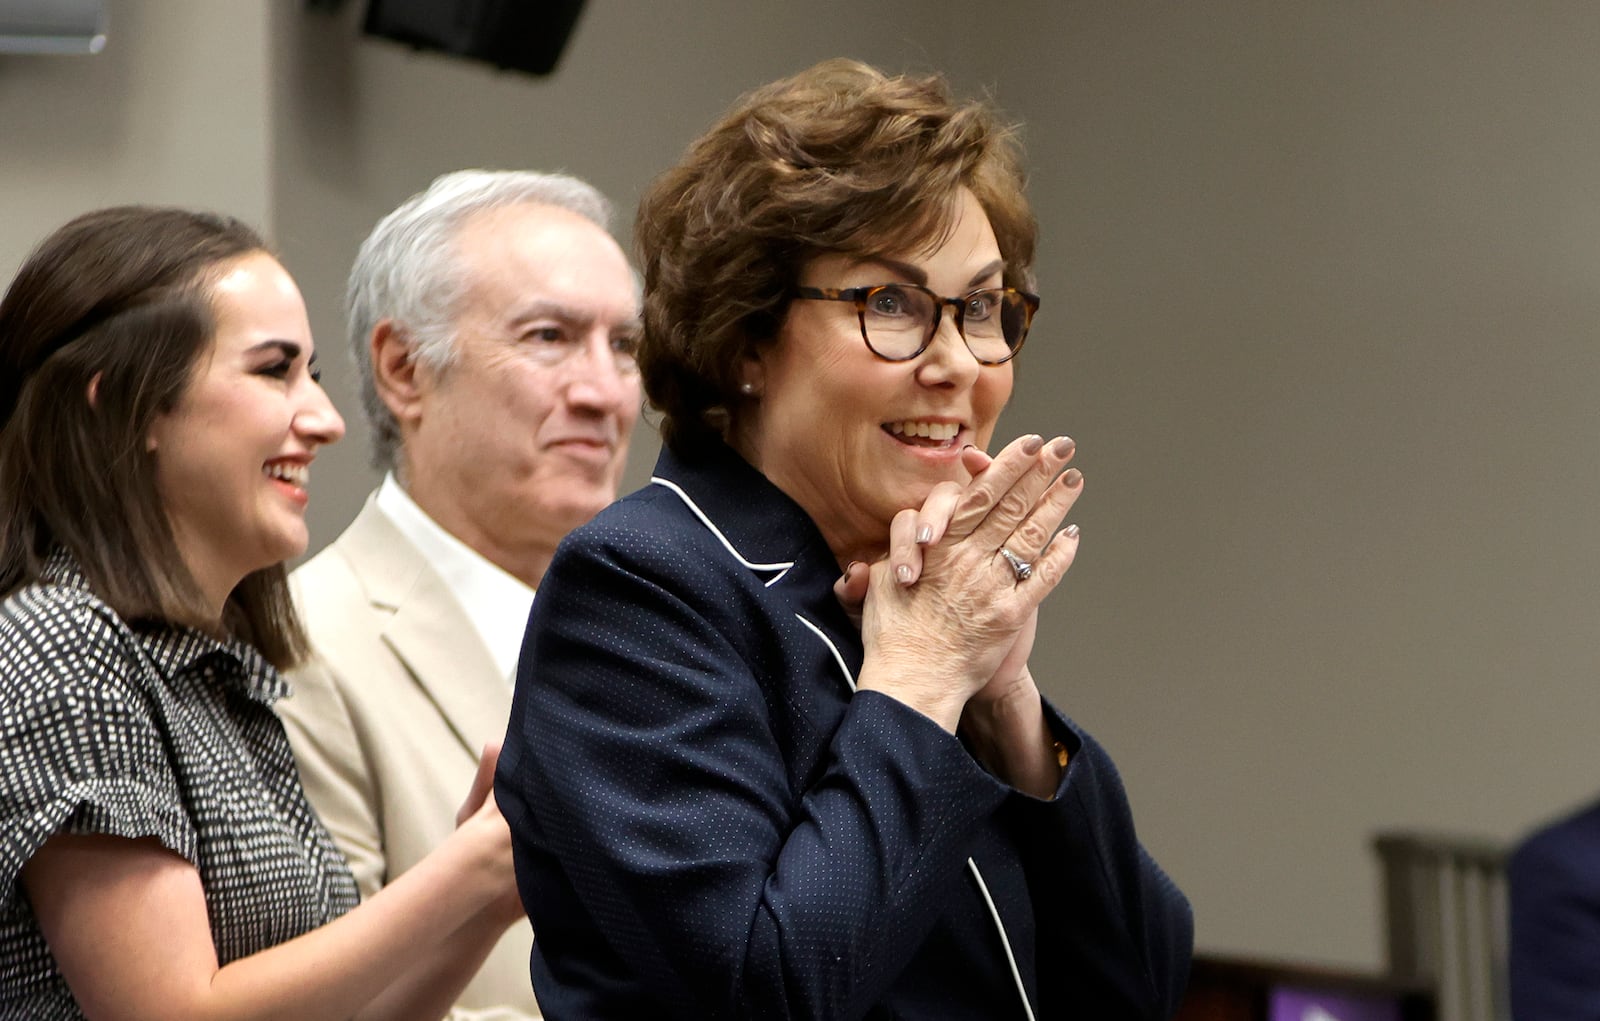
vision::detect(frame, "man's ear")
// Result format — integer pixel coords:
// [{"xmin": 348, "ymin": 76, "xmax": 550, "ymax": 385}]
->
[{"xmin": 371, "ymin": 320, "xmax": 426, "ymax": 424}]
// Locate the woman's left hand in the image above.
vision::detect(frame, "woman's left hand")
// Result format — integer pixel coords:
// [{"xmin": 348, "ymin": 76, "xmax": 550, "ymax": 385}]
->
[
  {"xmin": 835, "ymin": 443, "xmax": 1046, "ymax": 703},
  {"xmin": 959, "ymin": 611, "xmax": 1064, "ymax": 799},
  {"xmin": 835, "ymin": 444, "xmax": 1070, "ymax": 798},
  {"xmin": 841, "ymin": 573, "xmax": 1042, "ymax": 706},
  {"xmin": 971, "ymin": 606, "xmax": 1038, "ymax": 708}
]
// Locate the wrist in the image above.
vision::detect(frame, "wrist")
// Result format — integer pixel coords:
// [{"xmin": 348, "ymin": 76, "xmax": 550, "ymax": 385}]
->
[
  {"xmin": 960, "ymin": 687, "xmax": 1064, "ymax": 799},
  {"xmin": 440, "ymin": 815, "xmax": 514, "ymax": 909},
  {"xmin": 855, "ymin": 663, "xmax": 970, "ymax": 733},
  {"xmin": 962, "ymin": 668, "xmax": 1040, "ymax": 737}
]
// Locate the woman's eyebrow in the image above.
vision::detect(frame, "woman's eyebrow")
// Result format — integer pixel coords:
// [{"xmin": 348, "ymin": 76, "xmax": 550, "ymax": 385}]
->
[
  {"xmin": 860, "ymin": 256, "xmax": 927, "ymax": 285},
  {"xmin": 967, "ymin": 259, "xmax": 1005, "ymax": 288},
  {"xmin": 246, "ymin": 339, "xmax": 302, "ymax": 360},
  {"xmin": 850, "ymin": 256, "xmax": 1006, "ymax": 289}
]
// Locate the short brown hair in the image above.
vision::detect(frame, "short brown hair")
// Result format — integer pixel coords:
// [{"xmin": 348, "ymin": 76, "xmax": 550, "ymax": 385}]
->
[
  {"xmin": 635, "ymin": 58, "xmax": 1037, "ymax": 455},
  {"xmin": 0, "ymin": 206, "xmax": 310, "ymax": 668}
]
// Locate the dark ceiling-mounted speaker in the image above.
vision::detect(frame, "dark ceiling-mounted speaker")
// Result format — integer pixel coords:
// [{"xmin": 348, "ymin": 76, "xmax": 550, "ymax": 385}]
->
[{"xmin": 362, "ymin": 0, "xmax": 585, "ymax": 77}]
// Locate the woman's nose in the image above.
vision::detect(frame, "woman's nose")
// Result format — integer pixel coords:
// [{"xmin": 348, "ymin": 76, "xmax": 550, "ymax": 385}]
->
[
  {"xmin": 296, "ymin": 378, "xmax": 346, "ymax": 445},
  {"xmin": 914, "ymin": 314, "xmax": 983, "ymax": 389}
]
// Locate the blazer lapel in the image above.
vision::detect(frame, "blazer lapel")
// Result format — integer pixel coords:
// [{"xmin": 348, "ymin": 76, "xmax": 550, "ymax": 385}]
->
[
  {"xmin": 650, "ymin": 444, "xmax": 865, "ymax": 684},
  {"xmin": 338, "ymin": 502, "xmax": 511, "ymax": 757}
]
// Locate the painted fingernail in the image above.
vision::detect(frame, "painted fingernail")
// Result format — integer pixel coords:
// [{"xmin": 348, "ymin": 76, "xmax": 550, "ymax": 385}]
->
[
  {"xmin": 1022, "ymin": 434, "xmax": 1044, "ymax": 455},
  {"xmin": 1063, "ymin": 468, "xmax": 1083, "ymax": 488},
  {"xmin": 916, "ymin": 525, "xmax": 933, "ymax": 544},
  {"xmin": 1065, "ymin": 523, "xmax": 1080, "ymax": 538},
  {"xmin": 1052, "ymin": 436, "xmax": 1075, "ymax": 458},
  {"xmin": 896, "ymin": 564, "xmax": 913, "ymax": 584}
]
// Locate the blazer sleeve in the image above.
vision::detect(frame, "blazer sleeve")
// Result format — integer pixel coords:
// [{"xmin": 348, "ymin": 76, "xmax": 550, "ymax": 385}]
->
[
  {"xmin": 1509, "ymin": 813, "xmax": 1600, "ymax": 1020},
  {"xmin": 282, "ymin": 635, "xmax": 546, "ymax": 1021},
  {"xmin": 1011, "ymin": 710, "xmax": 1193, "ymax": 1018},
  {"xmin": 499, "ymin": 528, "xmax": 1014, "ymax": 1020}
]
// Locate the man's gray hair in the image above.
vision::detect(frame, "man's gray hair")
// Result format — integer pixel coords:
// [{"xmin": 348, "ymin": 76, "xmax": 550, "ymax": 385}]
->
[{"xmin": 347, "ymin": 168, "xmax": 614, "ymax": 471}]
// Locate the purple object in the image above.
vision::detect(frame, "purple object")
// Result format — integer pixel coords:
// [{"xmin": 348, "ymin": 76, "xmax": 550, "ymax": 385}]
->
[{"xmin": 1269, "ymin": 987, "xmax": 1404, "ymax": 1021}]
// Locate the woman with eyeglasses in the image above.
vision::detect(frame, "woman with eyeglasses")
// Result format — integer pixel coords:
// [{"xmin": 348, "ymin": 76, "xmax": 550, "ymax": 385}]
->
[
  {"xmin": 496, "ymin": 60, "xmax": 1193, "ymax": 1020},
  {"xmin": 0, "ymin": 206, "xmax": 524, "ymax": 1020}
]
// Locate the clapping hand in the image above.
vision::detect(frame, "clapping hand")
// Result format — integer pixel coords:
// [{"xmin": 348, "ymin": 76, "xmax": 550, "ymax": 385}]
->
[{"xmin": 849, "ymin": 434, "xmax": 1082, "ymax": 735}]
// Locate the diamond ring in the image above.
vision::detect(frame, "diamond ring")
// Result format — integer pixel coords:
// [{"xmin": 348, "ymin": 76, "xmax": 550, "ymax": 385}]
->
[{"xmin": 998, "ymin": 546, "xmax": 1033, "ymax": 582}]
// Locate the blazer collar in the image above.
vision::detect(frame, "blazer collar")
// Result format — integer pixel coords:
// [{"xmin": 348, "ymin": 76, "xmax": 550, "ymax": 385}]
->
[
  {"xmin": 649, "ymin": 441, "xmax": 835, "ymax": 579},
  {"xmin": 649, "ymin": 442, "xmax": 863, "ymax": 681},
  {"xmin": 337, "ymin": 496, "xmax": 431, "ymax": 609}
]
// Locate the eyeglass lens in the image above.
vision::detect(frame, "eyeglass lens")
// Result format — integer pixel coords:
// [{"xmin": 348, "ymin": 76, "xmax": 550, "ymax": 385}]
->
[{"xmin": 859, "ymin": 284, "xmax": 1027, "ymax": 362}]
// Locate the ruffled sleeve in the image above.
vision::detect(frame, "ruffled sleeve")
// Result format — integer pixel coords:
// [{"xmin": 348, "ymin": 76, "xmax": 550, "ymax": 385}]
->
[{"xmin": 0, "ymin": 592, "xmax": 194, "ymax": 905}]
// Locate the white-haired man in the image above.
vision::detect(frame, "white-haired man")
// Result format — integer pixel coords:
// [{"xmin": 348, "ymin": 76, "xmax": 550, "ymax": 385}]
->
[{"xmin": 279, "ymin": 170, "xmax": 642, "ymax": 1019}]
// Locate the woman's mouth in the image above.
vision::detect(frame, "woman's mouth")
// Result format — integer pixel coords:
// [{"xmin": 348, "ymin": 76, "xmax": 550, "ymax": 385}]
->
[
  {"xmin": 264, "ymin": 460, "xmax": 311, "ymax": 506},
  {"xmin": 264, "ymin": 461, "xmax": 309, "ymax": 488},
  {"xmin": 884, "ymin": 419, "xmax": 961, "ymax": 448}
]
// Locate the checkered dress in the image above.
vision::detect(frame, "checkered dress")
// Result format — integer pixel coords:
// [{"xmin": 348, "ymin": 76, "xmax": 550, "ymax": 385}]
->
[{"xmin": 0, "ymin": 553, "xmax": 358, "ymax": 1019}]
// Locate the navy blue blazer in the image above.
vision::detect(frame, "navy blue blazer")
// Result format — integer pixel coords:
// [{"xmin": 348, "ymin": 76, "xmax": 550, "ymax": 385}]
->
[
  {"xmin": 497, "ymin": 442, "xmax": 1192, "ymax": 1020},
  {"xmin": 1509, "ymin": 797, "xmax": 1600, "ymax": 1020}
]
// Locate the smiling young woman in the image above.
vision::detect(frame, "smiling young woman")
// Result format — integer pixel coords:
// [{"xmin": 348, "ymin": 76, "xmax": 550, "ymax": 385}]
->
[
  {"xmin": 142, "ymin": 249, "xmax": 343, "ymax": 622},
  {"xmin": 0, "ymin": 206, "xmax": 525, "ymax": 1021}
]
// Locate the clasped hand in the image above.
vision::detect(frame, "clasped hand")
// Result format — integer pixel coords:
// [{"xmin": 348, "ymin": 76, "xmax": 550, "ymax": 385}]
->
[
  {"xmin": 842, "ymin": 434, "xmax": 1082, "ymax": 735},
  {"xmin": 455, "ymin": 741, "xmax": 525, "ymax": 926}
]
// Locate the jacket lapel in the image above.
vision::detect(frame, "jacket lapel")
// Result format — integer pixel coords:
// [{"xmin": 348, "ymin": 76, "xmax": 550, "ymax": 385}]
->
[
  {"xmin": 651, "ymin": 444, "xmax": 865, "ymax": 683},
  {"xmin": 338, "ymin": 503, "xmax": 511, "ymax": 757}
]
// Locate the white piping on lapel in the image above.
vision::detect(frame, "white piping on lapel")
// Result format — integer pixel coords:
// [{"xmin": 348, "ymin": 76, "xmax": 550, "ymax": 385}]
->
[
  {"xmin": 967, "ymin": 860, "xmax": 1040, "ymax": 1021},
  {"xmin": 650, "ymin": 476, "xmax": 794, "ymax": 586},
  {"xmin": 654, "ymin": 476, "xmax": 1033, "ymax": 1020},
  {"xmin": 793, "ymin": 613, "xmax": 857, "ymax": 692},
  {"xmin": 796, "ymin": 607, "xmax": 1035, "ymax": 1021}
]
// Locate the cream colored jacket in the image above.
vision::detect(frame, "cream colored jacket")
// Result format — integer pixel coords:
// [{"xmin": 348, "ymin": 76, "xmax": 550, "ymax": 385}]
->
[{"xmin": 278, "ymin": 495, "xmax": 539, "ymax": 1020}]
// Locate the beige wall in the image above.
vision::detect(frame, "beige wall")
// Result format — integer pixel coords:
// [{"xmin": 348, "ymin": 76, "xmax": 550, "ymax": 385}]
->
[
  {"xmin": 0, "ymin": 1, "xmax": 271, "ymax": 280},
  {"xmin": 6, "ymin": 0, "xmax": 1600, "ymax": 974},
  {"xmin": 982, "ymin": 2, "xmax": 1600, "ymax": 966},
  {"xmin": 266, "ymin": 0, "xmax": 971, "ymax": 541}
]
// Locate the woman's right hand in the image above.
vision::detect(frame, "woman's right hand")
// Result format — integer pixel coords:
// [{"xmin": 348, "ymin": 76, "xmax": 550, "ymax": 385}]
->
[
  {"xmin": 453, "ymin": 742, "xmax": 523, "ymax": 927},
  {"xmin": 854, "ymin": 434, "xmax": 1083, "ymax": 732},
  {"xmin": 455, "ymin": 741, "xmax": 501, "ymax": 826}
]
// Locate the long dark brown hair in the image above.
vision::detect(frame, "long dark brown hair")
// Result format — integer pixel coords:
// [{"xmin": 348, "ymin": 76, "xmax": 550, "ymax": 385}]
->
[{"xmin": 0, "ymin": 205, "xmax": 310, "ymax": 668}]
